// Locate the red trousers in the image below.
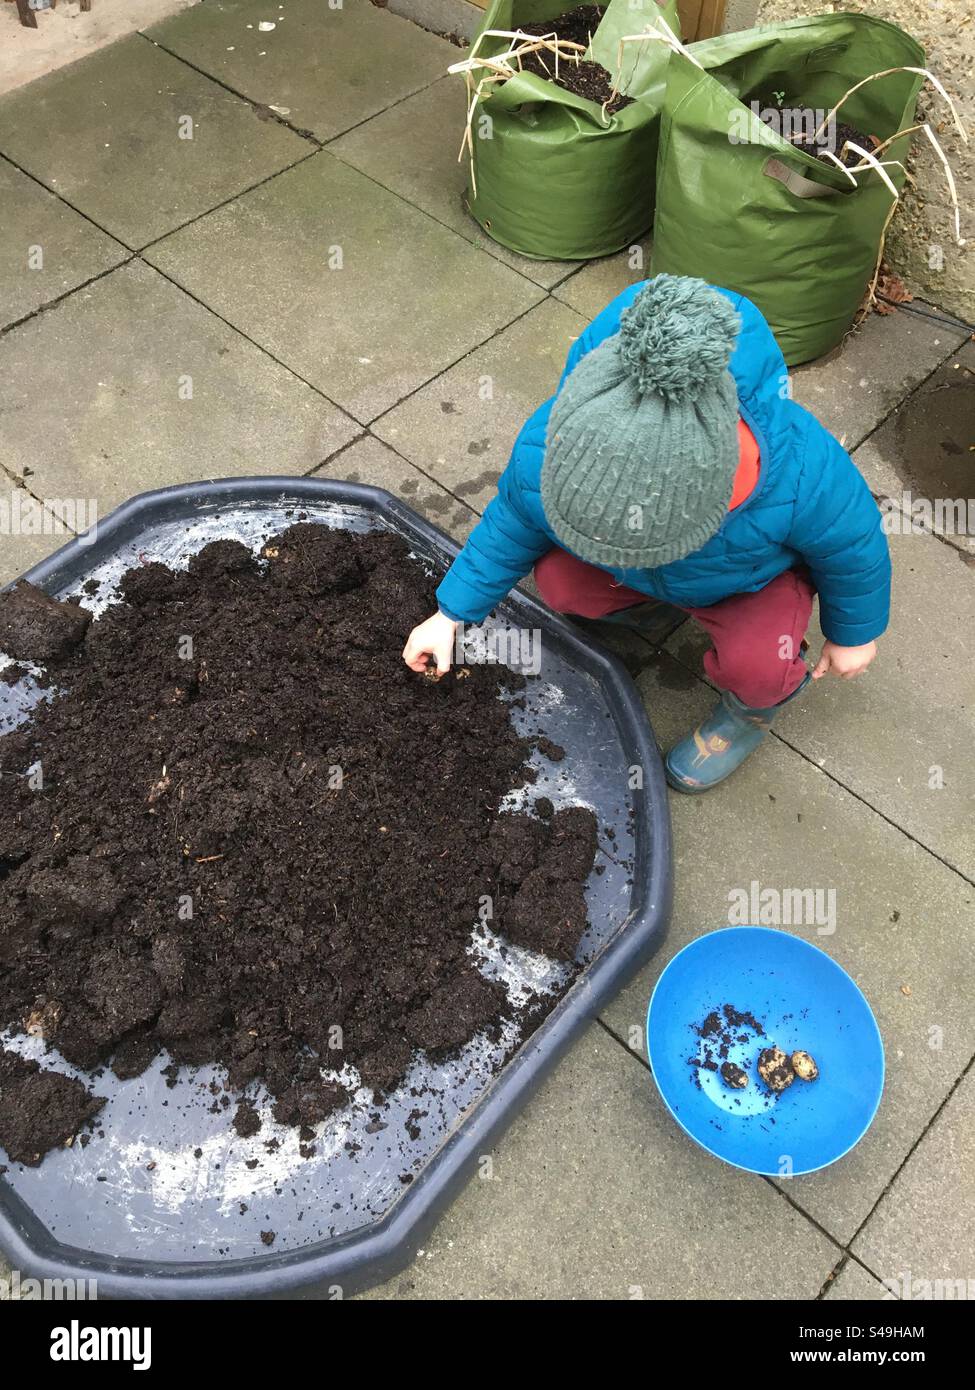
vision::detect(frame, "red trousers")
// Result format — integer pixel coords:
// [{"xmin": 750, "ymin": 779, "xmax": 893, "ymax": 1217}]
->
[{"xmin": 534, "ymin": 548, "xmax": 814, "ymax": 708}]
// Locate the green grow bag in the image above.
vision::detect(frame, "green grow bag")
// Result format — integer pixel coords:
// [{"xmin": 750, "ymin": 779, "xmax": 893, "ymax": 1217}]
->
[
  {"xmin": 650, "ymin": 13, "xmax": 925, "ymax": 364},
  {"xmin": 462, "ymin": 0, "xmax": 681, "ymax": 261}
]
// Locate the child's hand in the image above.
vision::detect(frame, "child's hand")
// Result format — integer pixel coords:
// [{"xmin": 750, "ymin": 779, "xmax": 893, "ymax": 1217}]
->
[
  {"xmin": 402, "ymin": 611, "xmax": 459, "ymax": 676},
  {"xmin": 812, "ymin": 639, "xmax": 877, "ymax": 681}
]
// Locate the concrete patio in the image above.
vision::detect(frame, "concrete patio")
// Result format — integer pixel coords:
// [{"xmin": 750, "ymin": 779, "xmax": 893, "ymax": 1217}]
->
[{"xmin": 1, "ymin": 0, "xmax": 972, "ymax": 1301}]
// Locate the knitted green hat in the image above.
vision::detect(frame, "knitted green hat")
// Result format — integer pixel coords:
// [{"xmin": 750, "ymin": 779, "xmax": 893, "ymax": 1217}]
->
[{"xmin": 541, "ymin": 275, "xmax": 742, "ymax": 570}]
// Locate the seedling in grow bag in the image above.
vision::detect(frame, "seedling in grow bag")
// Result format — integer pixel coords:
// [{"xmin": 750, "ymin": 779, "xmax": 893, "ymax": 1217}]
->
[
  {"xmin": 749, "ymin": 99, "xmax": 880, "ymax": 171},
  {"xmin": 646, "ymin": 12, "xmax": 969, "ymax": 361}
]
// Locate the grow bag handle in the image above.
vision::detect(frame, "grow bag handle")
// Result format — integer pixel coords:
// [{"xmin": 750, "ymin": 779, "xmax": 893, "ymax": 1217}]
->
[{"xmin": 763, "ymin": 156, "xmax": 849, "ymax": 199}]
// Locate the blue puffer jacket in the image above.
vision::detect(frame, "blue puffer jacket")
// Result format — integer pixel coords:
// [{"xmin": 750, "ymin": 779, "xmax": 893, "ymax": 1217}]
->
[{"xmin": 436, "ymin": 284, "xmax": 891, "ymax": 648}]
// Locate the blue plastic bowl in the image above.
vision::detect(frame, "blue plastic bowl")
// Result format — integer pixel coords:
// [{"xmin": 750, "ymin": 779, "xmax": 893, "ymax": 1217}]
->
[{"xmin": 646, "ymin": 926, "xmax": 884, "ymax": 1176}]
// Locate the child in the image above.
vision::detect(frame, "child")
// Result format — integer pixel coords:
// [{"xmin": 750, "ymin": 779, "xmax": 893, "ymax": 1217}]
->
[{"xmin": 403, "ymin": 275, "xmax": 890, "ymax": 792}]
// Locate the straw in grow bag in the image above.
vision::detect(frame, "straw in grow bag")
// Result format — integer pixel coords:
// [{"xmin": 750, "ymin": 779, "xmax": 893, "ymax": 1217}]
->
[
  {"xmin": 452, "ymin": 0, "xmax": 682, "ymax": 261},
  {"xmin": 647, "ymin": 12, "xmax": 967, "ymax": 362},
  {"xmin": 750, "ymin": 100, "xmax": 878, "ymax": 170},
  {"xmin": 517, "ymin": 5, "xmax": 632, "ymax": 114}
]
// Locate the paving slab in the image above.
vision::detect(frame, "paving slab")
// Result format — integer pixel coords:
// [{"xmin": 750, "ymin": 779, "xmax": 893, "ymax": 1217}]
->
[
  {"xmin": 851, "ymin": 343, "xmax": 975, "ymax": 557},
  {"xmin": 373, "ymin": 297, "xmax": 586, "ymax": 511},
  {"xmin": 599, "ymin": 652, "xmax": 975, "ymax": 1246},
  {"xmin": 312, "ymin": 433, "xmax": 478, "ymax": 545},
  {"xmin": 788, "ymin": 307, "xmax": 967, "ymax": 451},
  {"xmin": 665, "ymin": 526, "xmax": 975, "ymax": 882},
  {"xmin": 552, "ymin": 236, "xmax": 651, "ymax": 321},
  {"xmin": 0, "ymin": 35, "xmax": 309, "ymax": 250},
  {"xmin": 330, "ymin": 77, "xmax": 578, "ymax": 291},
  {"xmin": 852, "ymin": 1065, "xmax": 975, "ymax": 1295},
  {"xmin": 0, "ymin": 156, "xmax": 127, "ymax": 329},
  {"xmin": 386, "ymin": 0, "xmax": 482, "ymax": 46},
  {"xmin": 823, "ymin": 1258, "xmax": 892, "ymax": 1301},
  {"xmin": 146, "ymin": 151, "xmax": 543, "ymax": 423},
  {"xmin": 0, "ymin": 0, "xmax": 197, "ymax": 98},
  {"xmin": 359, "ymin": 1026, "xmax": 837, "ymax": 1299},
  {"xmin": 561, "ymin": 616, "xmax": 677, "ymax": 681},
  {"xmin": 0, "ymin": 260, "xmax": 358, "ymax": 513},
  {"xmin": 144, "ymin": 0, "xmax": 451, "ymax": 143},
  {"xmin": 0, "ymin": 518, "xmax": 77, "ymax": 589}
]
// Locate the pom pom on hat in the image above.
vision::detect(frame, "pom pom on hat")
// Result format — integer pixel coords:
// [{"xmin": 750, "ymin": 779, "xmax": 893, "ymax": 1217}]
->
[{"xmin": 618, "ymin": 274, "xmax": 742, "ymax": 403}]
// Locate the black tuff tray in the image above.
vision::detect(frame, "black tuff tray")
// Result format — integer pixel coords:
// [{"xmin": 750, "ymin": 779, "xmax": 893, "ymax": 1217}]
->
[{"xmin": 0, "ymin": 478, "xmax": 672, "ymax": 1298}]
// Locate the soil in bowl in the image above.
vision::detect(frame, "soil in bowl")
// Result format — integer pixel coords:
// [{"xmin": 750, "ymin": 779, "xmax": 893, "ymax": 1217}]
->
[
  {"xmin": 687, "ymin": 1002, "xmax": 766, "ymax": 1089},
  {"xmin": 0, "ymin": 526, "xmax": 598, "ymax": 1162}
]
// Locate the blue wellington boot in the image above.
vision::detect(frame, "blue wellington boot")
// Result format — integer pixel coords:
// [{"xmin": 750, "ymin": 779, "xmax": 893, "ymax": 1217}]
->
[{"xmin": 665, "ymin": 674, "xmax": 811, "ymax": 793}]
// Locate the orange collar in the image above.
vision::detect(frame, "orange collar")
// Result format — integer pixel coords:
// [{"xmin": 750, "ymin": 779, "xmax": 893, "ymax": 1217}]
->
[{"xmin": 730, "ymin": 418, "xmax": 760, "ymax": 510}]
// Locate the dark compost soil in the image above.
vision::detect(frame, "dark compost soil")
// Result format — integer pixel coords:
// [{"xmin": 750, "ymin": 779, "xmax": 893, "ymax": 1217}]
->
[
  {"xmin": 517, "ymin": 5, "xmax": 631, "ymax": 116},
  {"xmin": 0, "ymin": 1049, "xmax": 105, "ymax": 1167},
  {"xmin": 751, "ymin": 92, "xmax": 877, "ymax": 170},
  {"xmin": 792, "ymin": 120, "xmax": 877, "ymax": 170},
  {"xmin": 687, "ymin": 1002, "xmax": 766, "ymax": 1088},
  {"xmin": 0, "ymin": 526, "xmax": 598, "ymax": 1164}
]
